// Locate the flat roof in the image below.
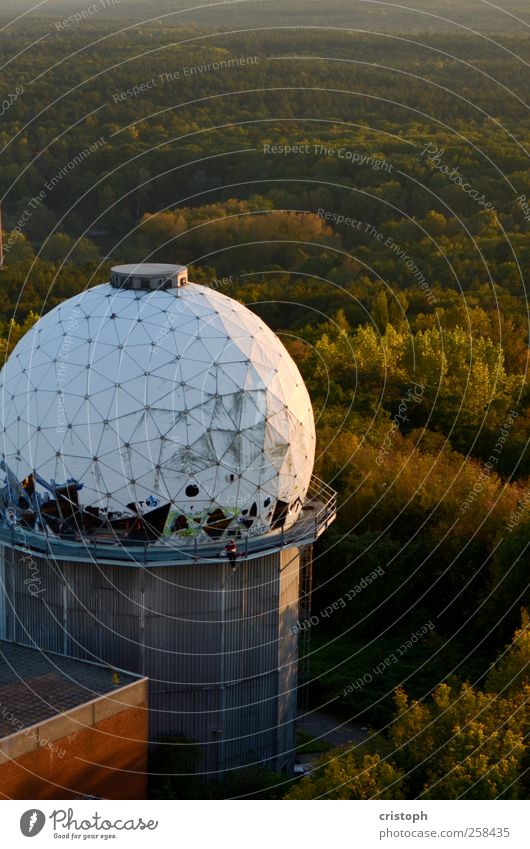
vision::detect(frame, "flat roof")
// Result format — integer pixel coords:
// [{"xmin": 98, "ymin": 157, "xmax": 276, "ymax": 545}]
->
[
  {"xmin": 111, "ymin": 263, "xmax": 187, "ymax": 277},
  {"xmin": 0, "ymin": 641, "xmax": 141, "ymax": 738}
]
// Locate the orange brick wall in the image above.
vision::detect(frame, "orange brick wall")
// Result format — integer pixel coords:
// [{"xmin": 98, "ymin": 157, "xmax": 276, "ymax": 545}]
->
[{"xmin": 0, "ymin": 703, "xmax": 148, "ymax": 800}]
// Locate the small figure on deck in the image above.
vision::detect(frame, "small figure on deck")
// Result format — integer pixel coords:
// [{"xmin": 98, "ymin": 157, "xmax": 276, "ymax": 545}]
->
[{"xmin": 225, "ymin": 539, "xmax": 238, "ymax": 571}]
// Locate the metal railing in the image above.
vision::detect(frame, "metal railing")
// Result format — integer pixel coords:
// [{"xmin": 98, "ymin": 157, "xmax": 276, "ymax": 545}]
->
[{"xmin": 0, "ymin": 475, "xmax": 336, "ymax": 567}]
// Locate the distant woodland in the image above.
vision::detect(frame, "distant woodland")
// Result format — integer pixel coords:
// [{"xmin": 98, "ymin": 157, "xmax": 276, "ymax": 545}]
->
[{"xmin": 2, "ymin": 18, "xmax": 530, "ymax": 797}]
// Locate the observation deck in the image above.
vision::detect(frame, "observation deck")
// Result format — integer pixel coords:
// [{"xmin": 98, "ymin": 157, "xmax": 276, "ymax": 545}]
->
[{"xmin": 0, "ymin": 476, "xmax": 336, "ymax": 567}]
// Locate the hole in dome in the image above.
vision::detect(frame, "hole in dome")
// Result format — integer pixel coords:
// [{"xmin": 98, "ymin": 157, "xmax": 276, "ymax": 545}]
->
[
  {"xmin": 271, "ymin": 499, "xmax": 289, "ymax": 530},
  {"xmin": 204, "ymin": 508, "xmax": 231, "ymax": 538},
  {"xmin": 185, "ymin": 484, "xmax": 199, "ymax": 497},
  {"xmin": 264, "ymin": 497, "xmax": 271, "ymax": 507},
  {"xmin": 172, "ymin": 514, "xmax": 189, "ymax": 532}
]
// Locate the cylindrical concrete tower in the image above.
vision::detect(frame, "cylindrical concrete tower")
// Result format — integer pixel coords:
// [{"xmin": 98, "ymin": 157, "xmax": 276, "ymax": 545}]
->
[{"xmin": 0, "ymin": 263, "xmax": 335, "ymax": 777}]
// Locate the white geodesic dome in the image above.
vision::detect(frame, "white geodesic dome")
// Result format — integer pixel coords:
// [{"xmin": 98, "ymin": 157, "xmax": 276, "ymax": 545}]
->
[{"xmin": 0, "ymin": 267, "xmax": 316, "ymax": 539}]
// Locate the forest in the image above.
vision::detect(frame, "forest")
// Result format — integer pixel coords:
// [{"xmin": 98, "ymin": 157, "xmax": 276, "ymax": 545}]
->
[{"xmin": 1, "ymin": 13, "xmax": 530, "ymax": 798}]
